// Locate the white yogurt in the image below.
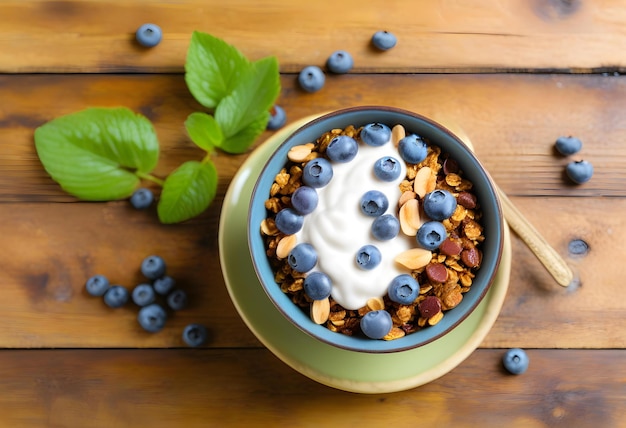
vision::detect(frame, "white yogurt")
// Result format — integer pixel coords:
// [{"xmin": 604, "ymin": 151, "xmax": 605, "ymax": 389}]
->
[{"xmin": 297, "ymin": 137, "xmax": 415, "ymax": 310}]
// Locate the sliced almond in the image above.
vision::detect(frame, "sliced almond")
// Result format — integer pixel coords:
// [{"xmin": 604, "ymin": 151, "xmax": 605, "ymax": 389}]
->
[
  {"xmin": 398, "ymin": 190, "xmax": 417, "ymax": 208},
  {"xmin": 287, "ymin": 144, "xmax": 313, "ymax": 163},
  {"xmin": 394, "ymin": 248, "xmax": 433, "ymax": 270},
  {"xmin": 399, "ymin": 198, "xmax": 422, "ymax": 236},
  {"xmin": 366, "ymin": 296, "xmax": 385, "ymax": 311},
  {"xmin": 310, "ymin": 298, "xmax": 330, "ymax": 324},
  {"xmin": 391, "ymin": 124, "xmax": 406, "ymax": 147},
  {"xmin": 413, "ymin": 166, "xmax": 436, "ymax": 198},
  {"xmin": 275, "ymin": 234, "xmax": 297, "ymax": 259}
]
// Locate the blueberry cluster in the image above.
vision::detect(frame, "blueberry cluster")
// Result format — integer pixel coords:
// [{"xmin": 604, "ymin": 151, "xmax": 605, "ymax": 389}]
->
[
  {"xmin": 554, "ymin": 136, "xmax": 594, "ymax": 184},
  {"xmin": 85, "ymin": 255, "xmax": 208, "ymax": 347}
]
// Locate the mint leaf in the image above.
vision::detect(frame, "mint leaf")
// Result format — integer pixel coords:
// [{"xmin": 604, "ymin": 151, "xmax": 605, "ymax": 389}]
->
[
  {"xmin": 185, "ymin": 31, "xmax": 252, "ymax": 109},
  {"xmin": 157, "ymin": 160, "xmax": 218, "ymax": 224},
  {"xmin": 185, "ymin": 112, "xmax": 224, "ymax": 152},
  {"xmin": 215, "ymin": 56, "xmax": 280, "ymax": 140},
  {"xmin": 33, "ymin": 107, "xmax": 159, "ymax": 201},
  {"xmin": 220, "ymin": 111, "xmax": 269, "ymax": 154}
]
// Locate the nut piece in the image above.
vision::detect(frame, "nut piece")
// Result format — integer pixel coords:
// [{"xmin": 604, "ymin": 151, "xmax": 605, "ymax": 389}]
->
[
  {"xmin": 413, "ymin": 166, "xmax": 436, "ymax": 198},
  {"xmin": 287, "ymin": 143, "xmax": 314, "ymax": 163},
  {"xmin": 383, "ymin": 327, "xmax": 406, "ymax": 341},
  {"xmin": 394, "ymin": 248, "xmax": 432, "ymax": 270},
  {"xmin": 427, "ymin": 311, "xmax": 444, "ymax": 326},
  {"xmin": 366, "ymin": 297, "xmax": 385, "ymax": 311},
  {"xmin": 310, "ymin": 298, "xmax": 331, "ymax": 324},
  {"xmin": 398, "ymin": 190, "xmax": 417, "ymax": 208},
  {"xmin": 391, "ymin": 124, "xmax": 406, "ymax": 146},
  {"xmin": 399, "ymin": 198, "xmax": 422, "ymax": 236},
  {"xmin": 276, "ymin": 234, "xmax": 297, "ymax": 259},
  {"xmin": 260, "ymin": 218, "xmax": 279, "ymax": 236}
]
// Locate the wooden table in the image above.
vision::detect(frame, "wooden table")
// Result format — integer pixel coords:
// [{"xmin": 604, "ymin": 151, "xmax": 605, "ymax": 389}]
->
[{"xmin": 1, "ymin": 1, "xmax": 625, "ymax": 426}]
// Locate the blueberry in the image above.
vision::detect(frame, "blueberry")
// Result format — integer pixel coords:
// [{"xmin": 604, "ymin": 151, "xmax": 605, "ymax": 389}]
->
[
  {"xmin": 360, "ymin": 190, "xmax": 389, "ymax": 217},
  {"xmin": 398, "ymin": 134, "xmax": 428, "ymax": 164},
  {"xmin": 360, "ymin": 310, "xmax": 393, "ymax": 339},
  {"xmin": 326, "ymin": 135, "xmax": 358, "ymax": 163},
  {"xmin": 288, "ymin": 243, "xmax": 318, "ymax": 273},
  {"xmin": 290, "ymin": 186, "xmax": 318, "ymax": 215},
  {"xmin": 182, "ymin": 323, "xmax": 209, "ymax": 347},
  {"xmin": 326, "ymin": 50, "xmax": 354, "ymax": 74},
  {"xmin": 566, "ymin": 160, "xmax": 594, "ymax": 184},
  {"xmin": 131, "ymin": 283, "xmax": 156, "ymax": 307},
  {"xmin": 153, "ymin": 275, "xmax": 176, "ymax": 296},
  {"xmin": 371, "ymin": 30, "xmax": 397, "ymax": 51},
  {"xmin": 502, "ymin": 348, "xmax": 529, "ymax": 375},
  {"xmin": 303, "ymin": 272, "xmax": 332, "ymax": 300},
  {"xmin": 135, "ymin": 23, "xmax": 162, "ymax": 48},
  {"xmin": 166, "ymin": 289, "xmax": 188, "ymax": 311},
  {"xmin": 555, "ymin": 136, "xmax": 582, "ymax": 156},
  {"xmin": 388, "ymin": 274, "xmax": 420, "ymax": 305},
  {"xmin": 355, "ymin": 245, "xmax": 382, "ymax": 270},
  {"xmin": 302, "ymin": 158, "xmax": 333, "ymax": 188},
  {"xmin": 274, "ymin": 208, "xmax": 304, "ymax": 235},
  {"xmin": 267, "ymin": 105, "xmax": 287, "ymax": 130},
  {"xmin": 103, "ymin": 285, "xmax": 130, "ymax": 308},
  {"xmin": 298, "ymin": 66, "xmax": 325, "ymax": 93},
  {"xmin": 130, "ymin": 187, "xmax": 154, "ymax": 210},
  {"xmin": 416, "ymin": 221, "xmax": 447, "ymax": 250},
  {"xmin": 85, "ymin": 274, "xmax": 110, "ymax": 297},
  {"xmin": 137, "ymin": 304, "xmax": 167, "ymax": 333},
  {"xmin": 371, "ymin": 214, "xmax": 400, "ymax": 241},
  {"xmin": 423, "ymin": 189, "xmax": 457, "ymax": 221},
  {"xmin": 141, "ymin": 255, "xmax": 166, "ymax": 280},
  {"xmin": 361, "ymin": 123, "xmax": 391, "ymax": 147},
  {"xmin": 373, "ymin": 156, "xmax": 401, "ymax": 181}
]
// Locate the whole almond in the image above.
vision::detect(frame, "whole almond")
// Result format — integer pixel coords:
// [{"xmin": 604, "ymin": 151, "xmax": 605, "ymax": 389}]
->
[
  {"xmin": 399, "ymin": 198, "xmax": 422, "ymax": 236},
  {"xmin": 394, "ymin": 248, "xmax": 432, "ymax": 270},
  {"xmin": 461, "ymin": 247, "xmax": 481, "ymax": 268},
  {"xmin": 276, "ymin": 234, "xmax": 297, "ymax": 259},
  {"xmin": 287, "ymin": 144, "xmax": 313, "ymax": 163},
  {"xmin": 413, "ymin": 167, "xmax": 436, "ymax": 198},
  {"xmin": 310, "ymin": 298, "xmax": 331, "ymax": 324},
  {"xmin": 398, "ymin": 190, "xmax": 417, "ymax": 208},
  {"xmin": 457, "ymin": 191, "xmax": 477, "ymax": 209},
  {"xmin": 391, "ymin": 124, "xmax": 406, "ymax": 146}
]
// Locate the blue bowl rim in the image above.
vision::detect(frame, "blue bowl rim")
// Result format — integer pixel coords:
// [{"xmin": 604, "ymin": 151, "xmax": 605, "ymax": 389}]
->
[{"xmin": 247, "ymin": 106, "xmax": 504, "ymax": 353}]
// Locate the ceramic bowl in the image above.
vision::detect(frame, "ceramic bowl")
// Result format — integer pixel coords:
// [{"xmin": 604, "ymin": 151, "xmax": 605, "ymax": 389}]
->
[{"xmin": 248, "ymin": 106, "xmax": 503, "ymax": 353}]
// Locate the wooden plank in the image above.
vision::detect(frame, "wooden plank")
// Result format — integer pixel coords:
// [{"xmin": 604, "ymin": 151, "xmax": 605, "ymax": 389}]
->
[
  {"xmin": 0, "ymin": 196, "xmax": 623, "ymax": 349},
  {"xmin": 2, "ymin": 0, "xmax": 626, "ymax": 73},
  {"xmin": 0, "ymin": 349, "xmax": 623, "ymax": 427},
  {"xmin": 1, "ymin": 73, "xmax": 625, "ymax": 201}
]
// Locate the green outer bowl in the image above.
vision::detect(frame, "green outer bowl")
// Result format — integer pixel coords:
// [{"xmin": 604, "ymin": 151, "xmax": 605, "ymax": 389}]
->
[{"xmin": 248, "ymin": 106, "xmax": 503, "ymax": 353}]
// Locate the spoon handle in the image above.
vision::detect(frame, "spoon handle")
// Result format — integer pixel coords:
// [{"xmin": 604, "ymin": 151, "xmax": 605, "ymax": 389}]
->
[{"xmin": 496, "ymin": 187, "xmax": 573, "ymax": 287}]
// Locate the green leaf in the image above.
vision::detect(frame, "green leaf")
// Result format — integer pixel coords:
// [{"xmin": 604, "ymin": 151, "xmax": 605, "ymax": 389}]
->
[
  {"xmin": 157, "ymin": 160, "xmax": 218, "ymax": 224},
  {"xmin": 33, "ymin": 107, "xmax": 159, "ymax": 201},
  {"xmin": 215, "ymin": 56, "xmax": 280, "ymax": 139},
  {"xmin": 184, "ymin": 31, "xmax": 252, "ymax": 109},
  {"xmin": 185, "ymin": 112, "xmax": 224, "ymax": 152},
  {"xmin": 220, "ymin": 111, "xmax": 269, "ymax": 154}
]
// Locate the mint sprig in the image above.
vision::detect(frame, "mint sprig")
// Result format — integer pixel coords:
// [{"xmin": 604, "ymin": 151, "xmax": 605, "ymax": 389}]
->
[{"xmin": 33, "ymin": 32, "xmax": 281, "ymax": 224}]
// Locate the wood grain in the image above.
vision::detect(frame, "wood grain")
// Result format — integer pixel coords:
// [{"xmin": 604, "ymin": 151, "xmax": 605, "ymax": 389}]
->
[
  {"xmin": 2, "ymin": 0, "xmax": 626, "ymax": 73},
  {"xmin": 1, "ymin": 72, "xmax": 624, "ymax": 349},
  {"xmin": 0, "ymin": 196, "xmax": 622, "ymax": 349},
  {"xmin": 2, "ymin": 73, "xmax": 626, "ymax": 201},
  {"xmin": 0, "ymin": 349, "xmax": 623, "ymax": 427}
]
